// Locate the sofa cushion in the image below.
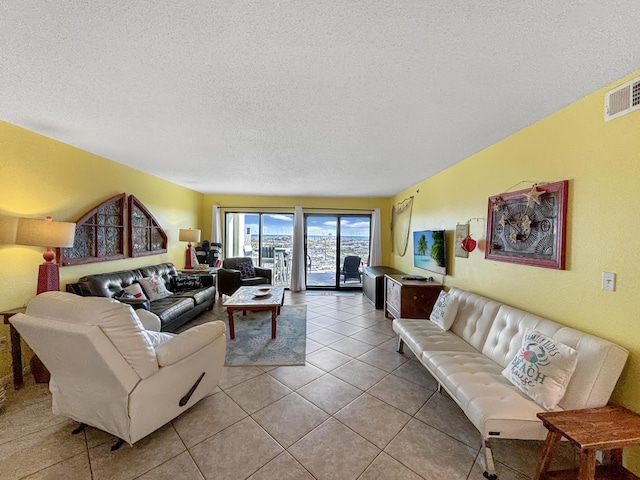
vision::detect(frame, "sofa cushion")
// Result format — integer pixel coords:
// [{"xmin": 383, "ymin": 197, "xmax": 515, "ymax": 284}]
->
[
  {"xmin": 393, "ymin": 318, "xmax": 479, "ymax": 356},
  {"xmin": 139, "ymin": 275, "xmax": 173, "ymax": 301},
  {"xmin": 430, "ymin": 290, "xmax": 459, "ymax": 331},
  {"xmin": 448, "ymin": 287, "xmax": 501, "ymax": 351},
  {"xmin": 236, "ymin": 260, "xmax": 256, "ymax": 279},
  {"xmin": 124, "ymin": 283, "xmax": 148, "ymax": 300},
  {"xmin": 174, "ymin": 286, "xmax": 217, "ymax": 306},
  {"xmin": 502, "ymin": 330, "xmax": 578, "ymax": 410}
]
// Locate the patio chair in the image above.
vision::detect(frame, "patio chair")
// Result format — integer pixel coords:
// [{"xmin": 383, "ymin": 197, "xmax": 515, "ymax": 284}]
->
[{"xmin": 341, "ymin": 255, "xmax": 362, "ymax": 283}]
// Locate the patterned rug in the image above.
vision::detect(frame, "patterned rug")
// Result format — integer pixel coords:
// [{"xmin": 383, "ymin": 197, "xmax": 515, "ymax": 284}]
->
[{"xmin": 224, "ymin": 304, "xmax": 307, "ymax": 367}]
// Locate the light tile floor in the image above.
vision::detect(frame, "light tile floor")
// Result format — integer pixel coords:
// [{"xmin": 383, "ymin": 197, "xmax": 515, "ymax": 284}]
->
[{"xmin": 0, "ymin": 291, "xmax": 579, "ymax": 479}]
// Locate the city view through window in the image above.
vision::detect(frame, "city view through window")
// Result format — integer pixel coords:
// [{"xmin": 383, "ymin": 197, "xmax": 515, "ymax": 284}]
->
[{"xmin": 225, "ymin": 212, "xmax": 371, "ymax": 288}]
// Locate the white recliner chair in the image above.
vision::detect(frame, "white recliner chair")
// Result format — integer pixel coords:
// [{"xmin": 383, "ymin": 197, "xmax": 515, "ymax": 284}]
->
[{"xmin": 11, "ymin": 291, "xmax": 226, "ymax": 447}]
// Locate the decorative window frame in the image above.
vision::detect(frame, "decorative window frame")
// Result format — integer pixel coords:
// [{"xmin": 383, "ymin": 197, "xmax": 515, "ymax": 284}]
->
[
  {"xmin": 58, "ymin": 193, "xmax": 168, "ymax": 265},
  {"xmin": 59, "ymin": 193, "xmax": 127, "ymax": 266},
  {"xmin": 128, "ymin": 195, "xmax": 168, "ymax": 257}
]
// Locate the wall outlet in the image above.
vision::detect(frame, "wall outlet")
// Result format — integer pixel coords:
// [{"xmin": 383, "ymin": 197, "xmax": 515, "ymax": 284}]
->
[{"xmin": 602, "ymin": 272, "xmax": 615, "ymax": 291}]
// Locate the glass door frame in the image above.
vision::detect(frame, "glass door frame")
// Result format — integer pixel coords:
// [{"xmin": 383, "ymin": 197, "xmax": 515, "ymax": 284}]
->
[{"xmin": 304, "ymin": 213, "xmax": 371, "ymax": 290}]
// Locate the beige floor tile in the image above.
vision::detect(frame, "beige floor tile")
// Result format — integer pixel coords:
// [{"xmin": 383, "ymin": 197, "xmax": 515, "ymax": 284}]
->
[
  {"xmin": 190, "ymin": 417, "xmax": 283, "ymax": 480},
  {"xmin": 391, "ymin": 359, "xmax": 439, "ymax": 390},
  {"xmin": 367, "ymin": 319, "xmax": 396, "ymax": 336},
  {"xmin": 385, "ymin": 418, "xmax": 477, "ymax": 480},
  {"xmin": 415, "ymin": 392, "xmax": 481, "ymax": 448},
  {"xmin": 489, "ymin": 438, "xmax": 577, "ymax": 478},
  {"xmin": 218, "ymin": 366, "xmax": 264, "ymax": 389},
  {"xmin": 252, "ymin": 393, "xmax": 328, "ymax": 447},
  {"xmin": 289, "ymin": 418, "xmax": 380, "ymax": 480},
  {"xmin": 135, "ymin": 451, "xmax": 204, "ymax": 480},
  {"xmin": 306, "ymin": 338, "xmax": 324, "ymax": 353},
  {"xmin": 267, "ymin": 363, "xmax": 325, "ymax": 390},
  {"xmin": 334, "ymin": 393, "xmax": 410, "ymax": 449},
  {"xmin": 224, "ymin": 373, "xmax": 291, "ymax": 414},
  {"xmin": 308, "ymin": 315, "xmax": 342, "ymax": 327},
  {"xmin": 0, "ymin": 395, "xmax": 68, "ymax": 445},
  {"xmin": 331, "ymin": 359, "xmax": 388, "ymax": 390},
  {"xmin": 306, "ymin": 346, "xmax": 353, "ymax": 371},
  {"xmin": 248, "ymin": 451, "xmax": 315, "ymax": 480},
  {"xmin": 356, "ymin": 347, "xmax": 410, "ymax": 372},
  {"xmin": 329, "ymin": 337, "xmax": 375, "ymax": 357},
  {"xmin": 22, "ymin": 451, "xmax": 92, "ymax": 480},
  {"xmin": 346, "ymin": 316, "xmax": 384, "ymax": 328},
  {"xmin": 0, "ymin": 420, "xmax": 86, "ymax": 480},
  {"xmin": 469, "ymin": 454, "xmax": 530, "ymax": 480},
  {"xmin": 367, "ymin": 374, "xmax": 434, "ymax": 415},
  {"xmin": 172, "ymin": 391, "xmax": 248, "ymax": 448},
  {"xmin": 350, "ymin": 329, "xmax": 393, "ymax": 346},
  {"xmin": 306, "ymin": 328, "xmax": 346, "ymax": 346},
  {"xmin": 358, "ymin": 452, "xmax": 424, "ymax": 480},
  {"xmin": 297, "ymin": 374, "xmax": 362, "ymax": 414},
  {"xmin": 89, "ymin": 424, "xmax": 186, "ymax": 480},
  {"xmin": 326, "ymin": 321, "xmax": 365, "ymax": 336}
]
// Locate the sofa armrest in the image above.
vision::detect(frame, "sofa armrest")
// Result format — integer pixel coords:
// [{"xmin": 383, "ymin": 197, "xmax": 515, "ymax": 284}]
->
[
  {"xmin": 137, "ymin": 309, "xmax": 161, "ymax": 332},
  {"xmin": 117, "ymin": 297, "xmax": 151, "ymax": 311},
  {"xmin": 217, "ymin": 268, "xmax": 242, "ymax": 296},
  {"xmin": 155, "ymin": 321, "xmax": 226, "ymax": 367},
  {"xmin": 254, "ymin": 267, "xmax": 273, "ymax": 283}
]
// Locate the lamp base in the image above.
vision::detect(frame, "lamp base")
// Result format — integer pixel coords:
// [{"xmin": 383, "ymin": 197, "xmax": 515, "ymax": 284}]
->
[
  {"xmin": 37, "ymin": 262, "xmax": 60, "ymax": 295},
  {"xmin": 184, "ymin": 247, "xmax": 198, "ymax": 270}
]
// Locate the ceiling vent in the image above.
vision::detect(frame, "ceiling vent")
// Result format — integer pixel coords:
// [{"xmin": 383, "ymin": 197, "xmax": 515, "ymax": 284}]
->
[{"xmin": 604, "ymin": 76, "xmax": 640, "ymax": 121}]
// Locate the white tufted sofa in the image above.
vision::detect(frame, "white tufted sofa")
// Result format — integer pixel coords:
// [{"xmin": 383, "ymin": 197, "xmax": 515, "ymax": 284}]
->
[{"xmin": 392, "ymin": 287, "xmax": 628, "ymax": 480}]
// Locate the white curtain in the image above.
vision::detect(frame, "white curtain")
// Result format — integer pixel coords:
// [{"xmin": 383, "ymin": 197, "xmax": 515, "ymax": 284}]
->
[
  {"xmin": 290, "ymin": 206, "xmax": 306, "ymax": 291},
  {"xmin": 369, "ymin": 208, "xmax": 382, "ymax": 266},
  {"xmin": 211, "ymin": 205, "xmax": 221, "ymax": 245}
]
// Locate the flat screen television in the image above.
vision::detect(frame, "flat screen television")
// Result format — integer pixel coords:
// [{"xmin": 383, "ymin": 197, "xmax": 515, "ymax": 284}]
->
[{"xmin": 413, "ymin": 230, "xmax": 447, "ymax": 276}]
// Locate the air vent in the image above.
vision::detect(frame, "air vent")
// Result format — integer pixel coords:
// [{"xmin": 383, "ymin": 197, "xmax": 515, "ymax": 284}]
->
[{"xmin": 605, "ymin": 76, "xmax": 640, "ymax": 121}]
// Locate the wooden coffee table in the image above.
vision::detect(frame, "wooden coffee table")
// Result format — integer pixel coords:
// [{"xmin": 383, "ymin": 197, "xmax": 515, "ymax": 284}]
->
[{"xmin": 223, "ymin": 286, "xmax": 285, "ymax": 340}]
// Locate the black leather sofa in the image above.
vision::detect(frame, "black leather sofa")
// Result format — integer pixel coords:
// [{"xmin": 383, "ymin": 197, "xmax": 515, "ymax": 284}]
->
[{"xmin": 65, "ymin": 262, "xmax": 216, "ymax": 332}]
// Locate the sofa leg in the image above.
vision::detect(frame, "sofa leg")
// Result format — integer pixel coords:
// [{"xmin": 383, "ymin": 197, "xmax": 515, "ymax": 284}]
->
[
  {"xmin": 397, "ymin": 337, "xmax": 405, "ymax": 353},
  {"xmin": 483, "ymin": 439, "xmax": 498, "ymax": 480}
]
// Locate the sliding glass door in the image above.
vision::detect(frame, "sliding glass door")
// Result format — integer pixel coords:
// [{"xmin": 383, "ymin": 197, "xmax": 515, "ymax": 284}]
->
[
  {"xmin": 225, "ymin": 212, "xmax": 293, "ymax": 287},
  {"xmin": 305, "ymin": 214, "xmax": 371, "ymax": 289}
]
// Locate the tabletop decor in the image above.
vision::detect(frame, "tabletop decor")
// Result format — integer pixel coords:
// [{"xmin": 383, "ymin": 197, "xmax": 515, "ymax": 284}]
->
[{"xmin": 485, "ymin": 180, "xmax": 568, "ymax": 269}]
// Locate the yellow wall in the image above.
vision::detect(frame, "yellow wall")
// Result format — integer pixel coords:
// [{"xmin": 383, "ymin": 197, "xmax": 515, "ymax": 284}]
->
[
  {"xmin": 201, "ymin": 194, "xmax": 391, "ymax": 265},
  {"xmin": 389, "ymin": 70, "xmax": 640, "ymax": 471},
  {"xmin": 0, "ymin": 121, "xmax": 203, "ymax": 382}
]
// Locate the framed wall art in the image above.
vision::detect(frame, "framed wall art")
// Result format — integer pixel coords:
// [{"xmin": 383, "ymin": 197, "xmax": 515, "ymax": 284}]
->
[{"xmin": 485, "ymin": 180, "xmax": 568, "ymax": 269}]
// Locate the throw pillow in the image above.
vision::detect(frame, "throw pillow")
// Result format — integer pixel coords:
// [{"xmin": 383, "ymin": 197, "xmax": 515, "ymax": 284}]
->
[
  {"xmin": 123, "ymin": 283, "xmax": 148, "ymax": 300},
  {"xmin": 236, "ymin": 261, "xmax": 256, "ymax": 279},
  {"xmin": 170, "ymin": 274, "xmax": 203, "ymax": 291},
  {"xmin": 429, "ymin": 290, "xmax": 459, "ymax": 331},
  {"xmin": 502, "ymin": 329, "xmax": 578, "ymax": 410},
  {"xmin": 139, "ymin": 275, "xmax": 173, "ymax": 301}
]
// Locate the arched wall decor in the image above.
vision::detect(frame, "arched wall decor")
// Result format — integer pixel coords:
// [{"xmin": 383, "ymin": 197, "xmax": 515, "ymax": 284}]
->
[
  {"xmin": 58, "ymin": 193, "xmax": 167, "ymax": 266},
  {"xmin": 128, "ymin": 195, "xmax": 168, "ymax": 257},
  {"xmin": 59, "ymin": 193, "xmax": 126, "ymax": 266},
  {"xmin": 391, "ymin": 196, "xmax": 413, "ymax": 257}
]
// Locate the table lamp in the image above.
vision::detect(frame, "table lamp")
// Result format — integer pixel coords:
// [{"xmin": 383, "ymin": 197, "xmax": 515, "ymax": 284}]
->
[
  {"xmin": 179, "ymin": 228, "xmax": 201, "ymax": 269},
  {"xmin": 16, "ymin": 216, "xmax": 76, "ymax": 294}
]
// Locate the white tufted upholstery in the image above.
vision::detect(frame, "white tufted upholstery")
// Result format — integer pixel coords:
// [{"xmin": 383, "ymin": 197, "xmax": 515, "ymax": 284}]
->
[{"xmin": 392, "ymin": 287, "xmax": 628, "ymax": 477}]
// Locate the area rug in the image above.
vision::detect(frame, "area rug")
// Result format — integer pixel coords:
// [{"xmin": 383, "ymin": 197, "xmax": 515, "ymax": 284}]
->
[{"xmin": 224, "ymin": 304, "xmax": 307, "ymax": 367}]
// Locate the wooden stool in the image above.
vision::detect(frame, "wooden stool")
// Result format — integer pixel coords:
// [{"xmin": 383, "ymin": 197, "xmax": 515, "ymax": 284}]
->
[{"xmin": 533, "ymin": 405, "xmax": 640, "ymax": 480}]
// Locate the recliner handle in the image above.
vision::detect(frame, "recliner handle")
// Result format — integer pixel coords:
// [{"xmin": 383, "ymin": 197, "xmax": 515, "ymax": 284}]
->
[{"xmin": 179, "ymin": 372, "xmax": 206, "ymax": 407}]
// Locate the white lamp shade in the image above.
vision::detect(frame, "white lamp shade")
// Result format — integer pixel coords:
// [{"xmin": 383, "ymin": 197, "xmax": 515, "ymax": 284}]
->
[
  {"xmin": 179, "ymin": 228, "xmax": 201, "ymax": 243},
  {"xmin": 16, "ymin": 217, "xmax": 76, "ymax": 248}
]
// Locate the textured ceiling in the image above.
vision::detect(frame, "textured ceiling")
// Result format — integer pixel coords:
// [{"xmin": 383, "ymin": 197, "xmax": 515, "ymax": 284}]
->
[{"xmin": 1, "ymin": 2, "xmax": 638, "ymax": 197}]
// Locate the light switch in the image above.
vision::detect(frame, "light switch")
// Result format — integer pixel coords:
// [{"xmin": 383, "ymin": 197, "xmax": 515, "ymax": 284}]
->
[{"xmin": 602, "ymin": 272, "xmax": 615, "ymax": 292}]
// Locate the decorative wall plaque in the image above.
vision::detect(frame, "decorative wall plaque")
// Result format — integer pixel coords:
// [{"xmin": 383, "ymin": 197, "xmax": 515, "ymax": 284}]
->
[{"xmin": 485, "ymin": 180, "xmax": 568, "ymax": 269}]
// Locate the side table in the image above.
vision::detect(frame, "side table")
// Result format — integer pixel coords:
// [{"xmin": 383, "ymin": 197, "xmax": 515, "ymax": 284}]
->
[
  {"xmin": 533, "ymin": 405, "xmax": 640, "ymax": 480},
  {"xmin": 2, "ymin": 308, "xmax": 26, "ymax": 389}
]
